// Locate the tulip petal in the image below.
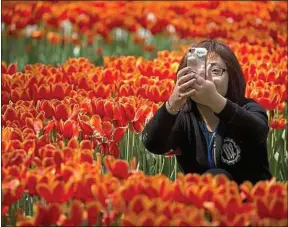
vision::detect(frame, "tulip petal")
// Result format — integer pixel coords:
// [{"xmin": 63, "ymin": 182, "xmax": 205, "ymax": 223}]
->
[{"xmin": 113, "ymin": 127, "xmax": 127, "ymax": 143}]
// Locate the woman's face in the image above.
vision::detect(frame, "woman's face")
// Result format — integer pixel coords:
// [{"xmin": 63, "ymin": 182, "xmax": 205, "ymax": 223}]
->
[{"xmin": 206, "ymin": 52, "xmax": 229, "ymax": 97}]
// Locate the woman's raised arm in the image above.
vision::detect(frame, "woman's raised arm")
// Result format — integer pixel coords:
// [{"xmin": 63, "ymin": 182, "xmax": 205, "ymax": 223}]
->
[{"xmin": 141, "ymin": 103, "xmax": 184, "ymax": 155}]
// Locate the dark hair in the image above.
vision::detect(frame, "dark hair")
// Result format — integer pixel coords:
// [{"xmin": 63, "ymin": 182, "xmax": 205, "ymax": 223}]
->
[{"xmin": 176, "ymin": 39, "xmax": 247, "ymax": 112}]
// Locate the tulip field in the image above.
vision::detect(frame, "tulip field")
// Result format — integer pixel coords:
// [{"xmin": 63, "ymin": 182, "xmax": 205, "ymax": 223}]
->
[{"xmin": 1, "ymin": 1, "xmax": 288, "ymax": 226}]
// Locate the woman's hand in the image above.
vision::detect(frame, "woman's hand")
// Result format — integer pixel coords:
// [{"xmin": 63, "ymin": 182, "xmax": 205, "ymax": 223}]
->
[
  {"xmin": 189, "ymin": 75, "xmax": 217, "ymax": 105},
  {"xmin": 190, "ymin": 74, "xmax": 227, "ymax": 113},
  {"xmin": 167, "ymin": 67, "xmax": 197, "ymax": 112}
]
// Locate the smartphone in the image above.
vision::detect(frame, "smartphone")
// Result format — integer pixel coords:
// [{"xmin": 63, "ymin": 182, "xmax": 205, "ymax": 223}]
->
[{"xmin": 187, "ymin": 47, "xmax": 208, "ymax": 79}]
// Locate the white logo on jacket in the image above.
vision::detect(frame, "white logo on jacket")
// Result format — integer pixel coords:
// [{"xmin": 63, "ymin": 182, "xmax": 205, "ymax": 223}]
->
[{"xmin": 221, "ymin": 138, "xmax": 241, "ymax": 165}]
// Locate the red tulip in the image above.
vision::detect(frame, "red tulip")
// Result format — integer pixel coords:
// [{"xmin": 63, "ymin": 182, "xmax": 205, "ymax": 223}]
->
[
  {"xmin": 123, "ymin": 103, "xmax": 136, "ymax": 121},
  {"xmin": 64, "ymin": 139, "xmax": 77, "ymax": 150},
  {"xmin": 58, "ymin": 119, "xmax": 79, "ymax": 139},
  {"xmin": 108, "ymin": 142, "xmax": 121, "ymax": 158},
  {"xmin": 86, "ymin": 202, "xmax": 100, "ymax": 226},
  {"xmin": 44, "ymin": 119, "xmax": 57, "ymax": 135},
  {"xmin": 2, "ymin": 62, "xmax": 17, "ymax": 75},
  {"xmin": 92, "ymin": 99, "xmax": 106, "ymax": 117},
  {"xmin": 2, "ymin": 91, "xmax": 10, "ymax": 104},
  {"xmin": 130, "ymin": 121, "xmax": 144, "ymax": 134},
  {"xmin": 80, "ymin": 149, "xmax": 94, "ymax": 164},
  {"xmin": 80, "ymin": 140, "xmax": 93, "ymax": 149},
  {"xmin": 51, "ymin": 83, "xmax": 71, "ymax": 99},
  {"xmin": 78, "ymin": 119, "xmax": 94, "ymax": 136},
  {"xmin": 104, "ymin": 100, "xmax": 115, "ymax": 119},
  {"xmin": 102, "ymin": 121, "xmax": 113, "ymax": 139},
  {"xmin": 113, "ymin": 127, "xmax": 127, "ymax": 143},
  {"xmin": 104, "ymin": 155, "xmax": 129, "ymax": 179},
  {"xmin": 2, "ymin": 179, "xmax": 24, "ymax": 207},
  {"xmin": 54, "ymin": 103, "xmax": 71, "ymax": 121},
  {"xmin": 25, "ymin": 173, "xmax": 39, "ymax": 196},
  {"xmin": 73, "ymin": 177, "xmax": 96, "ymax": 202},
  {"xmin": 3, "ymin": 106, "xmax": 19, "ymax": 122},
  {"xmin": 36, "ymin": 84, "xmax": 51, "ymax": 100}
]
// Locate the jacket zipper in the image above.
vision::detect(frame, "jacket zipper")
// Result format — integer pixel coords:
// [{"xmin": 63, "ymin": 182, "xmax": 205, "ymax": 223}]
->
[{"xmin": 213, "ymin": 134, "xmax": 217, "ymax": 168}]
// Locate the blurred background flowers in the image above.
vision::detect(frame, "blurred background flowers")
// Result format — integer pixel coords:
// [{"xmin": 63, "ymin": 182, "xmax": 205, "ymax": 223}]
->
[{"xmin": 1, "ymin": 1, "xmax": 287, "ymax": 226}]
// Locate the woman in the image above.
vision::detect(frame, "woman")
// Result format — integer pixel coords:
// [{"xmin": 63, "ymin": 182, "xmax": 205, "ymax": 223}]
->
[{"xmin": 142, "ymin": 39, "xmax": 272, "ymax": 184}]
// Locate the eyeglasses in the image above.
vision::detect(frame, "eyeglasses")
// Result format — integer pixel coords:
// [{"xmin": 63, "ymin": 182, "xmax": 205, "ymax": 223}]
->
[{"xmin": 208, "ymin": 66, "xmax": 227, "ymax": 77}]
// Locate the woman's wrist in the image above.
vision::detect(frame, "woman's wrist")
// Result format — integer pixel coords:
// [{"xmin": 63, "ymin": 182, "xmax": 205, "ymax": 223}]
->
[
  {"xmin": 166, "ymin": 100, "xmax": 180, "ymax": 115},
  {"xmin": 208, "ymin": 93, "xmax": 227, "ymax": 114}
]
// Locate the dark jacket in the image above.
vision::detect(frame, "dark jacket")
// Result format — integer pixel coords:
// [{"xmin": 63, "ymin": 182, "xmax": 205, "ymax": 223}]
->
[{"xmin": 142, "ymin": 98, "xmax": 272, "ymax": 184}]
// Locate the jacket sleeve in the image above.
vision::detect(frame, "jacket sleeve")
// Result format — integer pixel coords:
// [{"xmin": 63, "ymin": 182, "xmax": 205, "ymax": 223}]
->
[
  {"xmin": 214, "ymin": 99, "xmax": 269, "ymax": 144},
  {"xmin": 141, "ymin": 103, "xmax": 184, "ymax": 155}
]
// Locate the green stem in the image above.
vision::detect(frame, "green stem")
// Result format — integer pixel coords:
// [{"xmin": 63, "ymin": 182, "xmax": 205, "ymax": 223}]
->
[
  {"xmin": 131, "ymin": 132, "xmax": 135, "ymax": 160},
  {"xmin": 126, "ymin": 129, "xmax": 130, "ymax": 162},
  {"xmin": 174, "ymin": 157, "xmax": 178, "ymax": 181}
]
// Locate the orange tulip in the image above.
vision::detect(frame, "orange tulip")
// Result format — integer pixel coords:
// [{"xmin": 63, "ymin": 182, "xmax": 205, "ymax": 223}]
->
[
  {"xmin": 91, "ymin": 183, "xmax": 109, "ymax": 209},
  {"xmin": 144, "ymin": 44, "xmax": 156, "ymax": 52},
  {"xmin": 128, "ymin": 195, "xmax": 154, "ymax": 214},
  {"xmin": 46, "ymin": 32, "xmax": 61, "ymax": 45},
  {"xmin": 94, "ymin": 84, "xmax": 111, "ymax": 98},
  {"xmin": 172, "ymin": 180, "xmax": 190, "ymax": 204},
  {"xmin": 270, "ymin": 117, "xmax": 286, "ymax": 130},
  {"xmin": 90, "ymin": 114, "xmax": 102, "ymax": 133},
  {"xmin": 257, "ymin": 94, "xmax": 280, "ymax": 110},
  {"xmin": 119, "ymin": 84, "xmax": 134, "ymax": 96},
  {"xmin": 256, "ymin": 197, "xmax": 287, "ymax": 220},
  {"xmin": 11, "ymin": 88, "xmax": 23, "ymax": 103},
  {"xmin": 31, "ymin": 30, "xmax": 44, "ymax": 40},
  {"xmin": 51, "ymin": 83, "xmax": 72, "ymax": 100},
  {"xmin": 17, "ymin": 203, "xmax": 61, "ymax": 226},
  {"xmin": 2, "ymin": 149, "xmax": 30, "ymax": 168},
  {"xmin": 2, "ymin": 62, "xmax": 17, "ymax": 75},
  {"xmin": 205, "ymin": 196, "xmax": 253, "ymax": 225},
  {"xmin": 37, "ymin": 180, "xmax": 74, "ymax": 203}
]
